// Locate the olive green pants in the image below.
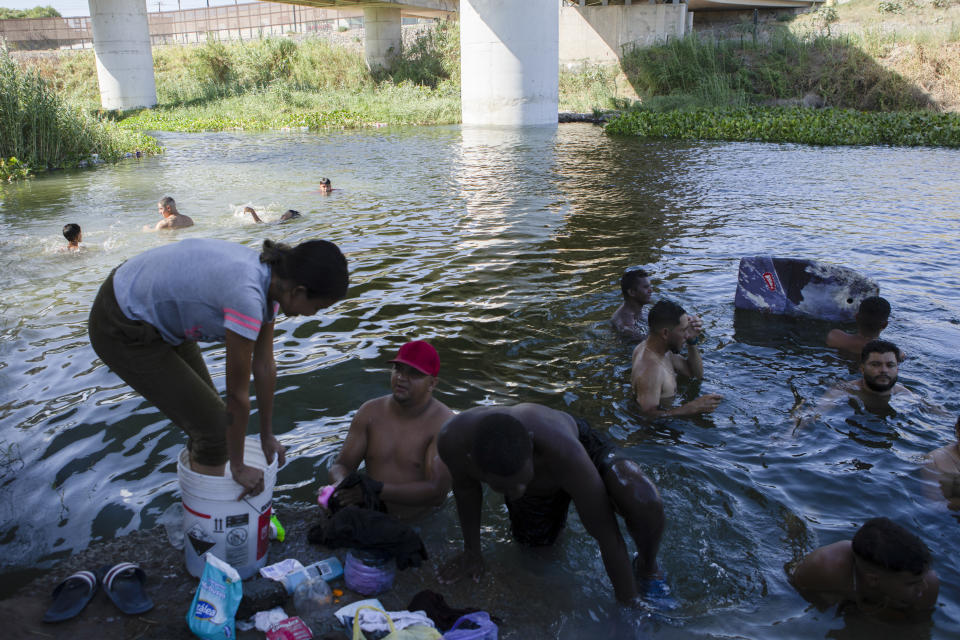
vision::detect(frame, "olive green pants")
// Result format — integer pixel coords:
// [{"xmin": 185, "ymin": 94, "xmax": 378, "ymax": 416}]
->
[{"xmin": 88, "ymin": 269, "xmax": 228, "ymax": 466}]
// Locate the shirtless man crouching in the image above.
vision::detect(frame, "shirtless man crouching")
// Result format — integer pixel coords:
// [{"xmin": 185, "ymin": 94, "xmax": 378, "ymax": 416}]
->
[
  {"xmin": 436, "ymin": 403, "xmax": 665, "ymax": 606},
  {"xmin": 328, "ymin": 340, "xmax": 453, "ymax": 518},
  {"xmin": 631, "ymin": 299, "xmax": 722, "ymax": 417}
]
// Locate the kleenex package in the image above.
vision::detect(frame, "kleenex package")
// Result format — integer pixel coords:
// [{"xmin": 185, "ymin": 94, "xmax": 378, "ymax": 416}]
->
[{"xmin": 187, "ymin": 552, "xmax": 243, "ymax": 640}]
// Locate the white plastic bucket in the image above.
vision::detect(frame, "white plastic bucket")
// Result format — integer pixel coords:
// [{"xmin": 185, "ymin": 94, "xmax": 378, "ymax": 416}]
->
[{"xmin": 177, "ymin": 439, "xmax": 277, "ymax": 579}]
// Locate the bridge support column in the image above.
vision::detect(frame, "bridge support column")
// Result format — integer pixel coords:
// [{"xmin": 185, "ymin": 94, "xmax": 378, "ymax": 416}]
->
[
  {"xmin": 461, "ymin": 0, "xmax": 558, "ymax": 126},
  {"xmin": 364, "ymin": 7, "xmax": 402, "ymax": 70},
  {"xmin": 88, "ymin": 0, "xmax": 156, "ymax": 110}
]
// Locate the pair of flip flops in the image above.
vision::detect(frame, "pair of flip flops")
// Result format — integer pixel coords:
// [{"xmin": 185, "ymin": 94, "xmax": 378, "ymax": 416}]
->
[{"xmin": 42, "ymin": 562, "xmax": 153, "ymax": 623}]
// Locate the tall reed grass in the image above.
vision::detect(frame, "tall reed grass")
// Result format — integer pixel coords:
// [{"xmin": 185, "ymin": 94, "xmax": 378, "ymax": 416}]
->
[
  {"xmin": 0, "ymin": 47, "xmax": 160, "ymax": 181},
  {"xmin": 621, "ymin": 30, "xmax": 937, "ymax": 112}
]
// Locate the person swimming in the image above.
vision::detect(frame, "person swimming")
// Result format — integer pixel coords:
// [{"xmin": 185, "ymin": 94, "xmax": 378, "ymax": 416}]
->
[
  {"xmin": 630, "ymin": 300, "xmax": 723, "ymax": 418},
  {"xmin": 317, "ymin": 178, "xmax": 334, "ymax": 195},
  {"xmin": 789, "ymin": 516, "xmax": 938, "ymax": 622},
  {"xmin": 61, "ymin": 223, "xmax": 82, "ymax": 251},
  {"xmin": 245, "ymin": 207, "xmax": 301, "ymax": 223}
]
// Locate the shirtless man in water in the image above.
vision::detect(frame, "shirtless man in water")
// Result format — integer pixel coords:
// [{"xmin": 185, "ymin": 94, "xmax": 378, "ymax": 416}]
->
[
  {"xmin": 631, "ymin": 299, "xmax": 722, "ymax": 417},
  {"xmin": 823, "ymin": 339, "xmax": 913, "ymax": 415},
  {"xmin": 789, "ymin": 517, "xmax": 938, "ymax": 622},
  {"xmin": 924, "ymin": 415, "xmax": 960, "ymax": 510},
  {"xmin": 151, "ymin": 196, "xmax": 194, "ymax": 230},
  {"xmin": 328, "ymin": 341, "xmax": 453, "ymax": 518},
  {"xmin": 827, "ymin": 296, "xmax": 904, "ymax": 361},
  {"xmin": 610, "ymin": 268, "xmax": 654, "ymax": 341},
  {"xmin": 436, "ymin": 403, "xmax": 665, "ymax": 606}
]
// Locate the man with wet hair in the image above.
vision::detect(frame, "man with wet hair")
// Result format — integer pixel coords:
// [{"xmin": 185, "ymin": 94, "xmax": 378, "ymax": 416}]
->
[
  {"xmin": 436, "ymin": 403, "xmax": 666, "ymax": 607},
  {"xmin": 279, "ymin": 209, "xmax": 301, "ymax": 221},
  {"xmin": 611, "ymin": 268, "xmax": 653, "ymax": 341},
  {"xmin": 797, "ymin": 339, "xmax": 915, "ymax": 428},
  {"xmin": 152, "ymin": 196, "xmax": 194, "ymax": 230},
  {"xmin": 834, "ymin": 339, "xmax": 912, "ymax": 414},
  {"xmin": 62, "ymin": 223, "xmax": 82, "ymax": 251},
  {"xmin": 790, "ymin": 517, "xmax": 939, "ymax": 620},
  {"xmin": 630, "ymin": 299, "xmax": 723, "ymax": 417},
  {"xmin": 328, "ymin": 341, "xmax": 453, "ymax": 518},
  {"xmin": 827, "ymin": 296, "xmax": 903, "ymax": 360},
  {"xmin": 317, "ymin": 178, "xmax": 334, "ymax": 195}
]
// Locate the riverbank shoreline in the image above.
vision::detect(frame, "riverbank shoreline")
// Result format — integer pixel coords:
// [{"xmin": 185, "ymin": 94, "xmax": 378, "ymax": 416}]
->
[{"xmin": 1, "ymin": 506, "xmax": 430, "ymax": 640}]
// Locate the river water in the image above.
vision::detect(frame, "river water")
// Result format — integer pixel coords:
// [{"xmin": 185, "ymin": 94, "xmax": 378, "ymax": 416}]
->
[{"xmin": 0, "ymin": 124, "xmax": 958, "ymax": 638}]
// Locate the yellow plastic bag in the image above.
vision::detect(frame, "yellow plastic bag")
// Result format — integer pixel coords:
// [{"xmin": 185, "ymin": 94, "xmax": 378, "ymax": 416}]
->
[{"xmin": 351, "ymin": 605, "xmax": 441, "ymax": 640}]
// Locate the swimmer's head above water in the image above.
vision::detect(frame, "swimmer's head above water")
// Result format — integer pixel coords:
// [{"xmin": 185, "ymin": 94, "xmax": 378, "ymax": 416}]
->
[
  {"xmin": 318, "ymin": 178, "xmax": 332, "ymax": 194},
  {"xmin": 280, "ymin": 209, "xmax": 301, "ymax": 221},
  {"xmin": 647, "ymin": 299, "xmax": 691, "ymax": 354},
  {"xmin": 857, "ymin": 296, "xmax": 891, "ymax": 334},
  {"xmin": 62, "ymin": 223, "xmax": 81, "ymax": 249},
  {"xmin": 860, "ymin": 339, "xmax": 900, "ymax": 393},
  {"xmin": 621, "ymin": 268, "xmax": 652, "ymax": 304},
  {"xmin": 851, "ymin": 517, "xmax": 937, "ymax": 615}
]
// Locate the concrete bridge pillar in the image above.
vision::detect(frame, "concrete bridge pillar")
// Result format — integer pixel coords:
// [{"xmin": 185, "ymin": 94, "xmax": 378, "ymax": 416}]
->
[
  {"xmin": 364, "ymin": 7, "xmax": 402, "ymax": 70},
  {"xmin": 88, "ymin": 0, "xmax": 157, "ymax": 110},
  {"xmin": 460, "ymin": 0, "xmax": 558, "ymax": 126}
]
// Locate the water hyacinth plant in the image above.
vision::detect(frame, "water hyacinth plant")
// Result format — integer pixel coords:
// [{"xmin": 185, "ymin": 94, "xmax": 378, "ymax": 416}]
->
[{"xmin": 605, "ymin": 106, "xmax": 960, "ymax": 148}]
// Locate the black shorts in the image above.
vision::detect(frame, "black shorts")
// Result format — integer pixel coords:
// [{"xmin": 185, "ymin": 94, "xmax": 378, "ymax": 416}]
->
[{"xmin": 504, "ymin": 416, "xmax": 619, "ymax": 546}]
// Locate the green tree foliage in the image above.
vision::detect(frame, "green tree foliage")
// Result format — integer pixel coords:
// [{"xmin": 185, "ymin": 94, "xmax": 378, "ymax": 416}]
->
[{"xmin": 0, "ymin": 5, "xmax": 61, "ymax": 19}]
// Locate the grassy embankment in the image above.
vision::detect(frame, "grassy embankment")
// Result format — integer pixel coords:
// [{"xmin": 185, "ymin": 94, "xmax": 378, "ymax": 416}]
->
[
  {"xmin": 121, "ymin": 24, "xmax": 462, "ymax": 131},
  {"xmin": 22, "ymin": 20, "xmax": 621, "ymax": 132},
  {"xmin": 603, "ymin": 0, "xmax": 960, "ymax": 146},
  {"xmin": 9, "ymin": 1, "xmax": 960, "ymax": 153},
  {"xmin": 0, "ymin": 48, "xmax": 161, "ymax": 181}
]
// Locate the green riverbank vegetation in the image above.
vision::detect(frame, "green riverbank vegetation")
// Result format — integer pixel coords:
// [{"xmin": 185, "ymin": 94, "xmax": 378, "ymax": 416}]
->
[
  {"xmin": 0, "ymin": 48, "xmax": 161, "ymax": 181},
  {"xmin": 603, "ymin": 0, "xmax": 960, "ymax": 146},
  {"xmin": 7, "ymin": 0, "xmax": 960, "ymax": 149},
  {"xmin": 605, "ymin": 107, "xmax": 960, "ymax": 147}
]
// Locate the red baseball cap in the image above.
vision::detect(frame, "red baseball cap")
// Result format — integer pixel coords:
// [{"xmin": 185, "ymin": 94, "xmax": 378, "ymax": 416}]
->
[{"xmin": 388, "ymin": 340, "xmax": 440, "ymax": 377}]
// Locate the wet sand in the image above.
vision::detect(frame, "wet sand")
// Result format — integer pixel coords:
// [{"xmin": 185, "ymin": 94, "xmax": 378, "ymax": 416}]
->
[{"xmin": 3, "ymin": 507, "xmax": 439, "ymax": 640}]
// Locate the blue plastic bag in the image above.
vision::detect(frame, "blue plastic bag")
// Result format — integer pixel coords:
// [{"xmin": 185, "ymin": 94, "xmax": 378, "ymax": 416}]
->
[
  {"xmin": 187, "ymin": 552, "xmax": 243, "ymax": 640},
  {"xmin": 443, "ymin": 612, "xmax": 497, "ymax": 640}
]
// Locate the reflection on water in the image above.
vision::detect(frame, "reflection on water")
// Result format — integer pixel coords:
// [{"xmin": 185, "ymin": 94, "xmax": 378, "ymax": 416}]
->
[{"xmin": 1, "ymin": 125, "xmax": 959, "ymax": 638}]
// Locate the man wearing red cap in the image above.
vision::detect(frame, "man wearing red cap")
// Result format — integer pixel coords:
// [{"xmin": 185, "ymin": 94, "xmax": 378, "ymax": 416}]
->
[{"xmin": 329, "ymin": 340, "xmax": 454, "ymax": 518}]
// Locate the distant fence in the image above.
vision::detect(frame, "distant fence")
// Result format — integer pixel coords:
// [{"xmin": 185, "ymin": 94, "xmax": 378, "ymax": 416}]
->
[{"xmin": 0, "ymin": 2, "xmax": 352, "ymax": 51}]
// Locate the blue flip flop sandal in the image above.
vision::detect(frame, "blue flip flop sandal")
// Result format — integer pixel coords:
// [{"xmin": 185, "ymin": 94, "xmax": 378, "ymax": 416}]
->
[
  {"xmin": 42, "ymin": 570, "xmax": 98, "ymax": 623},
  {"xmin": 98, "ymin": 562, "xmax": 154, "ymax": 615}
]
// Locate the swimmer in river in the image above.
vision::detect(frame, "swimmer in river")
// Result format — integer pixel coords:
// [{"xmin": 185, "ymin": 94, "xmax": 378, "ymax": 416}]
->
[
  {"xmin": 827, "ymin": 296, "xmax": 904, "ymax": 361},
  {"xmin": 923, "ymin": 415, "xmax": 960, "ymax": 510},
  {"xmin": 630, "ymin": 299, "xmax": 723, "ymax": 417},
  {"xmin": 88, "ymin": 238, "xmax": 348, "ymax": 497},
  {"xmin": 817, "ymin": 339, "xmax": 914, "ymax": 417},
  {"xmin": 317, "ymin": 178, "xmax": 334, "ymax": 195},
  {"xmin": 246, "ymin": 207, "xmax": 300, "ymax": 223},
  {"xmin": 436, "ymin": 403, "xmax": 666, "ymax": 606},
  {"xmin": 789, "ymin": 517, "xmax": 938, "ymax": 622},
  {"xmin": 149, "ymin": 196, "xmax": 194, "ymax": 231},
  {"xmin": 327, "ymin": 340, "xmax": 453, "ymax": 519},
  {"xmin": 610, "ymin": 268, "xmax": 653, "ymax": 341},
  {"xmin": 61, "ymin": 223, "xmax": 82, "ymax": 251}
]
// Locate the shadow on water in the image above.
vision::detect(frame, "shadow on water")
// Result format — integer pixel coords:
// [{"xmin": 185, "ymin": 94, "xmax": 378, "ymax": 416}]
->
[{"xmin": 0, "ymin": 124, "xmax": 959, "ymax": 637}]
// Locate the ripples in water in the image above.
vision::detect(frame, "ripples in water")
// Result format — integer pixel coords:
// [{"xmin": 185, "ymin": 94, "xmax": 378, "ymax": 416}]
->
[{"xmin": 0, "ymin": 125, "xmax": 958, "ymax": 638}]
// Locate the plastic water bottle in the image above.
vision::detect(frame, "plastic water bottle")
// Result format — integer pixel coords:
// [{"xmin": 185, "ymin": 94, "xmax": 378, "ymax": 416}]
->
[{"xmin": 293, "ymin": 575, "xmax": 333, "ymax": 632}]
